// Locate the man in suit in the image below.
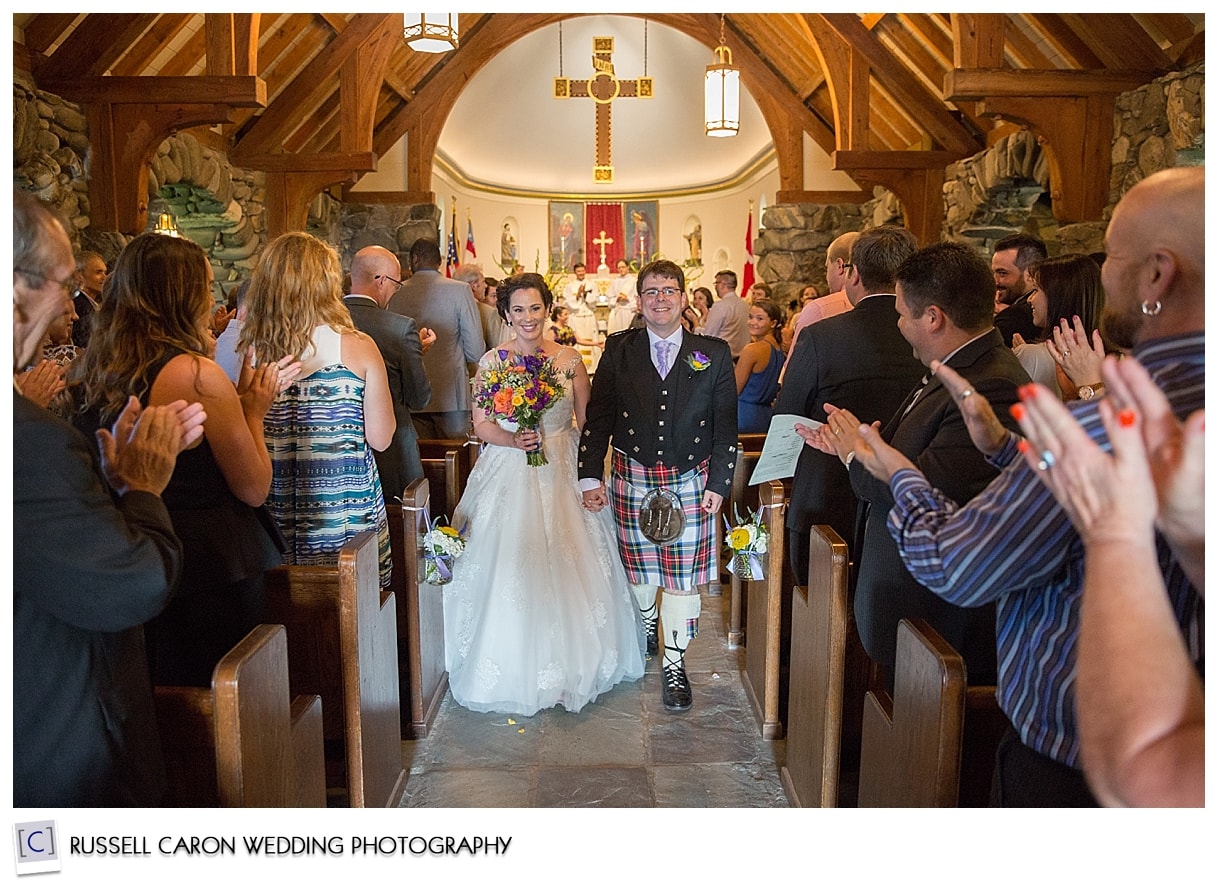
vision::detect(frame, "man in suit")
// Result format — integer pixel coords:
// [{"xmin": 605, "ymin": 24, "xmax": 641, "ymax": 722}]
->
[
  {"xmin": 772, "ymin": 226, "xmax": 924, "ymax": 582},
  {"xmin": 808, "ymin": 241, "xmax": 1030, "ymax": 690},
  {"xmin": 579, "ymin": 259, "xmax": 738, "ymax": 711},
  {"xmin": 700, "ymin": 269, "xmax": 751, "ymax": 357},
  {"xmin": 992, "ymin": 233, "xmax": 1047, "ymax": 347},
  {"xmin": 345, "ymin": 245, "xmax": 433, "ymax": 501},
  {"xmin": 13, "ymin": 191, "xmax": 205, "ymax": 806},
  {"xmin": 70, "ymin": 249, "xmax": 106, "ymax": 348},
  {"xmin": 388, "ymin": 238, "xmax": 485, "ymax": 440}
]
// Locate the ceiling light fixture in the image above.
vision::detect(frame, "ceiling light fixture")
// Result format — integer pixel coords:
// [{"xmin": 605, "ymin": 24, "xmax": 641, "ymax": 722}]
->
[
  {"xmin": 152, "ymin": 211, "xmax": 180, "ymax": 237},
  {"xmin": 403, "ymin": 13, "xmax": 459, "ymax": 53},
  {"xmin": 704, "ymin": 14, "xmax": 740, "ymax": 138}
]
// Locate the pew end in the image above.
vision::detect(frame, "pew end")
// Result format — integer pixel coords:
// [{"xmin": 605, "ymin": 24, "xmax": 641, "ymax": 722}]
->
[
  {"xmin": 155, "ymin": 624, "xmax": 326, "ymax": 807},
  {"xmin": 780, "ymin": 524, "xmax": 848, "ymax": 807},
  {"xmin": 740, "ymin": 479, "xmax": 789, "ymax": 740},
  {"xmin": 264, "ymin": 532, "xmax": 407, "ymax": 808}
]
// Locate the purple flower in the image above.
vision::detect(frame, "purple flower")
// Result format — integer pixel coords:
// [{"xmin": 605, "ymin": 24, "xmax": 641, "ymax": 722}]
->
[{"xmin": 686, "ymin": 351, "xmax": 711, "ymax": 372}]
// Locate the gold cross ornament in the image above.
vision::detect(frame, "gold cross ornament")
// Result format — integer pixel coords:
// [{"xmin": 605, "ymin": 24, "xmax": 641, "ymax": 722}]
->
[{"xmin": 554, "ymin": 36, "xmax": 653, "ymax": 183}]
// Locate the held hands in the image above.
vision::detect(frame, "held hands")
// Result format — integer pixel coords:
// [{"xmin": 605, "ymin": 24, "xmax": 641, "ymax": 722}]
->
[
  {"xmin": 582, "ymin": 486, "xmax": 608, "ymax": 512},
  {"xmin": 96, "ymin": 396, "xmax": 207, "ymax": 496}
]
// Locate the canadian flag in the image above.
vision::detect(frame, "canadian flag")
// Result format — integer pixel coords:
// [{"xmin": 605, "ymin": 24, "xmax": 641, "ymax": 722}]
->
[{"xmin": 741, "ymin": 204, "xmax": 756, "ymax": 293}]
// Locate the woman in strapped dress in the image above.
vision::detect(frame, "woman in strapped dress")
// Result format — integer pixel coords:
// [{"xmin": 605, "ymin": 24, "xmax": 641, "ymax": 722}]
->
[{"xmin": 443, "ymin": 273, "xmax": 644, "ymax": 715}]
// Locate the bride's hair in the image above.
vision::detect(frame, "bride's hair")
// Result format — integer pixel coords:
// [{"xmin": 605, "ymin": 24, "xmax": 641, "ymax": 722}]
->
[{"xmin": 496, "ymin": 272, "xmax": 553, "ymax": 320}]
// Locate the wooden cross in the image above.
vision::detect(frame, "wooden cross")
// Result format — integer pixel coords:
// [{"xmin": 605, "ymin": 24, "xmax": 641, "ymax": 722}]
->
[
  {"xmin": 592, "ymin": 229, "xmax": 614, "ymax": 269},
  {"xmin": 554, "ymin": 36, "xmax": 653, "ymax": 184}
]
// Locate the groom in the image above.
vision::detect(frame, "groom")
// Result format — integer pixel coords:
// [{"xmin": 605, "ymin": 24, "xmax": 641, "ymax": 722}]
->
[{"xmin": 579, "ymin": 259, "xmax": 737, "ymax": 711}]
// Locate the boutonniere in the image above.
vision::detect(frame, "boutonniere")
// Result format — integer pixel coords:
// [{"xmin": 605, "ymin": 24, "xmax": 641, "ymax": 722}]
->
[{"xmin": 686, "ymin": 351, "xmax": 711, "ymax": 373}]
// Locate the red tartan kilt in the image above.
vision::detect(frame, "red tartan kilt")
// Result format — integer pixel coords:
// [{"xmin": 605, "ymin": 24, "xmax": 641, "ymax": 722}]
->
[{"xmin": 609, "ymin": 450, "xmax": 713, "ymax": 592}]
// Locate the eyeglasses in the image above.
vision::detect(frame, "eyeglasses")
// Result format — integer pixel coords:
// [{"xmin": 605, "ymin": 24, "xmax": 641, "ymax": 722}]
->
[
  {"xmin": 640, "ymin": 286, "xmax": 681, "ymax": 301},
  {"xmin": 841, "ymin": 263, "xmax": 855, "ymax": 272},
  {"xmin": 15, "ymin": 269, "xmax": 74, "ymax": 296},
  {"xmin": 375, "ymin": 273, "xmax": 403, "ymax": 289}
]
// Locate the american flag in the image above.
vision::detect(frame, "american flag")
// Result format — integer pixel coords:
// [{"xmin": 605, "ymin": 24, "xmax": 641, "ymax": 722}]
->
[{"xmin": 445, "ymin": 213, "xmax": 459, "ymax": 278}]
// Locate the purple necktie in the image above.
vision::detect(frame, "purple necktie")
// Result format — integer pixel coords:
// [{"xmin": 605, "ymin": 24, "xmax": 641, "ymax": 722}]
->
[{"xmin": 655, "ymin": 340, "xmax": 674, "ymax": 378}]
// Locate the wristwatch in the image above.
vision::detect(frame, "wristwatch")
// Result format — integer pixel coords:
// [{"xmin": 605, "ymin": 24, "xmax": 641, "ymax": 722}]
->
[{"xmin": 1077, "ymin": 382, "xmax": 1105, "ymax": 400}]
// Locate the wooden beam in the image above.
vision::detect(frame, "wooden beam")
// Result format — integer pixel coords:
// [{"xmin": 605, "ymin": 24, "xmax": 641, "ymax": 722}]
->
[
  {"xmin": 237, "ymin": 152, "xmax": 377, "ymax": 174},
  {"xmin": 38, "ymin": 76, "xmax": 266, "ymax": 107},
  {"xmin": 951, "ymin": 14, "xmax": 1005, "ymax": 68},
  {"xmin": 775, "ymin": 189, "xmax": 869, "ymax": 205},
  {"xmin": 21, "ymin": 13, "xmax": 79, "ymax": 56},
  {"xmin": 205, "ymin": 14, "xmax": 260, "ymax": 77},
  {"xmin": 340, "ymin": 17, "xmax": 399, "ymax": 155},
  {"xmin": 945, "ymin": 68, "xmax": 1154, "ymax": 99},
  {"xmin": 1025, "ymin": 14, "xmax": 1104, "ymax": 69},
  {"xmin": 111, "ymin": 14, "xmax": 193, "ymax": 77},
  {"xmin": 263, "ymin": 169, "xmax": 367, "ymax": 238},
  {"xmin": 833, "ymin": 150, "xmax": 966, "ymax": 245},
  {"xmin": 816, "ymin": 13, "xmax": 979, "ymax": 155},
  {"xmin": 34, "ymin": 14, "xmax": 156, "ymax": 80},
  {"xmin": 233, "ymin": 14, "xmax": 393, "ymax": 159},
  {"xmin": 1059, "ymin": 13, "xmax": 1174, "ymax": 72},
  {"xmin": 341, "ymin": 190, "xmax": 436, "ymax": 205}
]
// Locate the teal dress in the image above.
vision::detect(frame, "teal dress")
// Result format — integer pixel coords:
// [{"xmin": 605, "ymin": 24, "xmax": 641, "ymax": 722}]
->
[{"xmin": 737, "ymin": 340, "xmax": 785, "ymax": 433}]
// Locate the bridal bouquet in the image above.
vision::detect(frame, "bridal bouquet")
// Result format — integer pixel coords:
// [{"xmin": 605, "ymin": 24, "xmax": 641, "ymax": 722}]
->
[
  {"xmin": 472, "ymin": 350, "xmax": 568, "ymax": 466},
  {"xmin": 724, "ymin": 506, "xmax": 769, "ymax": 581},
  {"xmin": 422, "ymin": 515, "xmax": 466, "ymax": 585}
]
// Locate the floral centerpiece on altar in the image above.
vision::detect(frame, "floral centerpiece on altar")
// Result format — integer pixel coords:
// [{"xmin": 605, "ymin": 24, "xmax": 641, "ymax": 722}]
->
[
  {"xmin": 724, "ymin": 506, "xmax": 769, "ymax": 581},
  {"xmin": 422, "ymin": 515, "xmax": 466, "ymax": 585},
  {"xmin": 472, "ymin": 350, "xmax": 568, "ymax": 466}
]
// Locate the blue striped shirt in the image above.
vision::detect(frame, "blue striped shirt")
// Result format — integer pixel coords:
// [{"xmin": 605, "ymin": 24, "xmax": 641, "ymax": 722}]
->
[{"xmin": 886, "ymin": 332, "xmax": 1204, "ymax": 768}]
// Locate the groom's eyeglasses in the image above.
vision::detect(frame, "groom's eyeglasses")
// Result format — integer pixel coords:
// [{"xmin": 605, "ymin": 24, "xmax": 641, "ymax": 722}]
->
[
  {"xmin": 375, "ymin": 274, "xmax": 403, "ymax": 291},
  {"xmin": 640, "ymin": 287, "xmax": 681, "ymax": 301}
]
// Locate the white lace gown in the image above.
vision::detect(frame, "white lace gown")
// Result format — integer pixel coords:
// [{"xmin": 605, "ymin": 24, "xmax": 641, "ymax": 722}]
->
[{"xmin": 443, "ymin": 351, "xmax": 645, "ymax": 715}]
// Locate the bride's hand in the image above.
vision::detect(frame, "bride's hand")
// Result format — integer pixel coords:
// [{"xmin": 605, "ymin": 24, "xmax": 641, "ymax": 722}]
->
[{"xmin": 513, "ymin": 428, "xmax": 541, "ymax": 451}]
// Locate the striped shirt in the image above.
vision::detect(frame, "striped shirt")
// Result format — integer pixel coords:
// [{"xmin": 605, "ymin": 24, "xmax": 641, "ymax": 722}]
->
[{"xmin": 885, "ymin": 331, "xmax": 1204, "ymax": 768}]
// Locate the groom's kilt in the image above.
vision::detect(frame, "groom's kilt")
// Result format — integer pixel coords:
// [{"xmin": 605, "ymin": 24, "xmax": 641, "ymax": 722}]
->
[{"xmin": 609, "ymin": 450, "xmax": 713, "ymax": 592}]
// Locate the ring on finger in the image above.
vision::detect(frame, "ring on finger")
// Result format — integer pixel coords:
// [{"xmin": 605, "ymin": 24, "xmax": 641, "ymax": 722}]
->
[
  {"xmin": 960, "ymin": 388, "xmax": 974, "ymax": 399},
  {"xmin": 1062, "ymin": 348, "xmax": 1070, "ymax": 357},
  {"xmin": 1036, "ymin": 450, "xmax": 1057, "ymax": 471}
]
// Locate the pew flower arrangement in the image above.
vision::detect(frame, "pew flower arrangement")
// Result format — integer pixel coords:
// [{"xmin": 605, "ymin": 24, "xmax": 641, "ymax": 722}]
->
[
  {"xmin": 422, "ymin": 515, "xmax": 466, "ymax": 585},
  {"xmin": 472, "ymin": 349, "xmax": 569, "ymax": 466},
  {"xmin": 724, "ymin": 506, "xmax": 768, "ymax": 581}
]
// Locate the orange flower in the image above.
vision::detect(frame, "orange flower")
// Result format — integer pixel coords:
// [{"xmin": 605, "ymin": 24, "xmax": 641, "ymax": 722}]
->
[{"xmin": 493, "ymin": 388, "xmax": 514, "ymax": 414}]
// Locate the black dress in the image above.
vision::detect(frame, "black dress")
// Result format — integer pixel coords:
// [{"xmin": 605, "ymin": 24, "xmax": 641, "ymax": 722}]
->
[{"xmin": 73, "ymin": 348, "xmax": 284, "ymax": 686}]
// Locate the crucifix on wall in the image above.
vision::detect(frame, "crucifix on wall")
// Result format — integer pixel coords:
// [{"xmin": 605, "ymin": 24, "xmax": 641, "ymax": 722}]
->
[{"xmin": 554, "ymin": 36, "xmax": 653, "ymax": 184}]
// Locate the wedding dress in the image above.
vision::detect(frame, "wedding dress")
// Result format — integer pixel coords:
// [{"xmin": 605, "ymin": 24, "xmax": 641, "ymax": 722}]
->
[{"xmin": 443, "ymin": 350, "xmax": 645, "ymax": 715}]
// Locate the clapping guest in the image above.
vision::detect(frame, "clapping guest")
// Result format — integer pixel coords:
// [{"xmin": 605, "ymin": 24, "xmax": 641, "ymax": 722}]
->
[
  {"xmin": 239, "ymin": 232, "xmax": 396, "ymax": 589},
  {"xmin": 70, "ymin": 232, "xmax": 297, "ymax": 686},
  {"xmin": 547, "ymin": 304, "xmax": 602, "ymax": 348},
  {"xmin": 1011, "ymin": 355, "xmax": 1203, "ymax": 806},
  {"xmin": 1011, "ymin": 254, "xmax": 1106, "ymax": 400}
]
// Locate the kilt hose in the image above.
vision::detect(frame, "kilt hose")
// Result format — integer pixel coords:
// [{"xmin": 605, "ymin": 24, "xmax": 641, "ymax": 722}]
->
[{"xmin": 609, "ymin": 450, "xmax": 713, "ymax": 593}]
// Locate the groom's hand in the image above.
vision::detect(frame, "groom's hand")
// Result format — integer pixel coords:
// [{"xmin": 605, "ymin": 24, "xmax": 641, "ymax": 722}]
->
[
  {"xmin": 701, "ymin": 490, "xmax": 724, "ymax": 515},
  {"xmin": 582, "ymin": 487, "xmax": 608, "ymax": 512}
]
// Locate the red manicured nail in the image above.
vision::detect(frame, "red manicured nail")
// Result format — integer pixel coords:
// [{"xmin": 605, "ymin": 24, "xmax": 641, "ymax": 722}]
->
[
  {"xmin": 1016, "ymin": 439, "xmax": 1030, "ymax": 454},
  {"xmin": 1018, "ymin": 384, "xmax": 1038, "ymax": 401},
  {"xmin": 1118, "ymin": 409, "xmax": 1136, "ymax": 427},
  {"xmin": 1010, "ymin": 404, "xmax": 1026, "ymax": 421}
]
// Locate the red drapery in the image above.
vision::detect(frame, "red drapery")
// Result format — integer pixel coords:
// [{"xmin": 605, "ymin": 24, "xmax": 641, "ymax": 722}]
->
[{"xmin": 584, "ymin": 203, "xmax": 625, "ymax": 271}]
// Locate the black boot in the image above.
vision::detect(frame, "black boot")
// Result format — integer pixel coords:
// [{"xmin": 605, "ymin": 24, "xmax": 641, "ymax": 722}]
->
[
  {"xmin": 661, "ymin": 639, "xmax": 692, "ymax": 712},
  {"xmin": 640, "ymin": 601, "xmax": 658, "ymax": 656}
]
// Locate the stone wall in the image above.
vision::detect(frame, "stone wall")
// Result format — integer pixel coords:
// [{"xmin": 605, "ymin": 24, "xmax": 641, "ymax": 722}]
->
[{"xmin": 756, "ymin": 61, "xmax": 1204, "ymax": 303}]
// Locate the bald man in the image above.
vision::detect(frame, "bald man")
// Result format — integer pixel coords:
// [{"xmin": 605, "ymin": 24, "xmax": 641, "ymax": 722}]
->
[
  {"xmin": 870, "ymin": 166, "xmax": 1205, "ymax": 807},
  {"xmin": 344, "ymin": 245, "xmax": 433, "ymax": 499}
]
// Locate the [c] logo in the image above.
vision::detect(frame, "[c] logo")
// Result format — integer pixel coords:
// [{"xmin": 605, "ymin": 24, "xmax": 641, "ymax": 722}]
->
[{"xmin": 12, "ymin": 820, "xmax": 61, "ymax": 876}]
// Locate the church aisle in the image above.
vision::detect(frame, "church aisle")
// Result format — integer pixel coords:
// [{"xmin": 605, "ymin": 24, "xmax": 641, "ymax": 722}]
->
[{"xmin": 397, "ymin": 586, "xmax": 790, "ymax": 808}]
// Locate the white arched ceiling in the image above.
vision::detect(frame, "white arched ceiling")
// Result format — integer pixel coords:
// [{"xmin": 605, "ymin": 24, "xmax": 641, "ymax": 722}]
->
[{"xmin": 434, "ymin": 15, "xmax": 775, "ymax": 196}]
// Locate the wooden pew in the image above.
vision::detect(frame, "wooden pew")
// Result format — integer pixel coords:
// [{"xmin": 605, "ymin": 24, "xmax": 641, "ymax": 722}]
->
[
  {"xmin": 780, "ymin": 525, "xmax": 848, "ymax": 807},
  {"xmin": 263, "ymin": 532, "xmax": 407, "ymax": 808},
  {"xmin": 155, "ymin": 624, "xmax": 326, "ymax": 807},
  {"xmin": 715, "ymin": 433, "xmax": 767, "ymax": 605},
  {"xmin": 416, "ymin": 437, "xmax": 479, "ymax": 522},
  {"xmin": 387, "ymin": 477, "xmax": 448, "ymax": 738},
  {"xmin": 856, "ymin": 617, "xmax": 966, "ymax": 807},
  {"xmin": 739, "ymin": 479, "xmax": 788, "ymax": 739}
]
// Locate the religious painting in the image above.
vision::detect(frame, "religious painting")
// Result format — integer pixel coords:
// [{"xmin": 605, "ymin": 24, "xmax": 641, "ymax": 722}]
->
[
  {"xmin": 625, "ymin": 201, "xmax": 658, "ymax": 264},
  {"xmin": 499, "ymin": 217, "xmax": 520, "ymax": 274},
  {"xmin": 549, "ymin": 201, "xmax": 584, "ymax": 272}
]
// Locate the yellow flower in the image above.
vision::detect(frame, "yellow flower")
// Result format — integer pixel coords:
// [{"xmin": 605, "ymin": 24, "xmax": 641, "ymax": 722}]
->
[
  {"xmin": 729, "ymin": 527, "xmax": 752, "ymax": 551},
  {"xmin": 438, "ymin": 526, "xmax": 460, "ymax": 538}
]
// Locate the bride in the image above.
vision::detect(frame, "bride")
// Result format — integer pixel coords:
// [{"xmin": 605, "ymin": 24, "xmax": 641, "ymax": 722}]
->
[{"xmin": 443, "ymin": 273, "xmax": 645, "ymax": 715}]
